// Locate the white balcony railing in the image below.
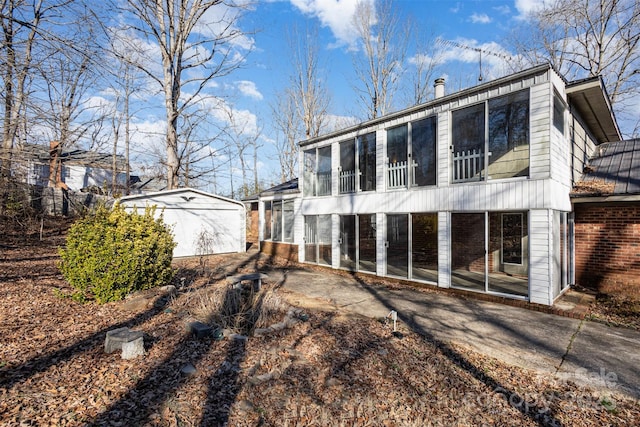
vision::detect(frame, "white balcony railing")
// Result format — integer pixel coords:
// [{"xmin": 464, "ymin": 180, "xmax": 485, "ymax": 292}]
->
[
  {"xmin": 316, "ymin": 171, "xmax": 332, "ymax": 195},
  {"xmin": 339, "ymin": 169, "xmax": 357, "ymax": 193},
  {"xmin": 452, "ymin": 149, "xmax": 484, "ymax": 182},
  {"xmin": 387, "ymin": 160, "xmax": 419, "ymax": 189},
  {"xmin": 387, "ymin": 161, "xmax": 407, "ymax": 188}
]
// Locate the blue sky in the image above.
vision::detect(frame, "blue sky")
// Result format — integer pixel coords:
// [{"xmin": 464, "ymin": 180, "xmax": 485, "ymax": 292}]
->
[
  {"xmin": 218, "ymin": 0, "xmax": 543, "ymax": 193},
  {"xmin": 106, "ymin": 1, "xmax": 551, "ymax": 195}
]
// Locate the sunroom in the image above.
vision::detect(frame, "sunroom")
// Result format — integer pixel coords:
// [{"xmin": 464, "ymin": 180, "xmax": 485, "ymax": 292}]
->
[{"xmin": 275, "ymin": 64, "xmax": 621, "ymax": 306}]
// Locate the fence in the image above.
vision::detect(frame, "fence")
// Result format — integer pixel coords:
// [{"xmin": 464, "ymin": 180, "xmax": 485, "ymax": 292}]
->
[
  {"xmin": 452, "ymin": 149, "xmax": 484, "ymax": 182},
  {"xmin": 339, "ymin": 169, "xmax": 357, "ymax": 193}
]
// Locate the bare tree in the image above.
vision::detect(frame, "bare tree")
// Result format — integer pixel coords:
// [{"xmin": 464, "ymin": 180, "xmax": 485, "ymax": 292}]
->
[
  {"xmin": 271, "ymin": 24, "xmax": 330, "ymax": 182},
  {"xmin": 271, "ymin": 90, "xmax": 299, "ymax": 182},
  {"xmin": 120, "ymin": 0, "xmax": 252, "ymax": 189},
  {"xmin": 509, "ymin": 0, "xmax": 640, "ymax": 136},
  {"xmin": 108, "ymin": 56, "xmax": 140, "ymax": 195},
  {"xmin": 351, "ymin": 0, "xmax": 408, "ymax": 119},
  {"xmin": 220, "ymin": 105, "xmax": 263, "ymax": 198},
  {"xmin": 408, "ymin": 29, "xmax": 443, "ymax": 105},
  {"xmin": 0, "ymin": 0, "xmax": 75, "ymax": 210}
]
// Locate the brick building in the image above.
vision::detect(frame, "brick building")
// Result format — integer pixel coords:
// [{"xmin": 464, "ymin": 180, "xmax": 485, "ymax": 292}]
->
[{"xmin": 572, "ymin": 139, "xmax": 640, "ymax": 295}]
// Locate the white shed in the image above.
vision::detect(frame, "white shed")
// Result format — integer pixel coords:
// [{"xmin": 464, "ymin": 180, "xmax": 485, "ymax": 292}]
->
[{"xmin": 119, "ymin": 188, "xmax": 246, "ymax": 257}]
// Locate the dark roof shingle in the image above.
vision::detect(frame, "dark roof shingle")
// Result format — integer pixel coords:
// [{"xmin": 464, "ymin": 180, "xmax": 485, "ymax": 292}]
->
[{"xmin": 573, "ymin": 139, "xmax": 640, "ymax": 196}]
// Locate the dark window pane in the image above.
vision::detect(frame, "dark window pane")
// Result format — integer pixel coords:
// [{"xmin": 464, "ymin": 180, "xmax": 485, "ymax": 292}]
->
[
  {"xmin": 358, "ymin": 214, "xmax": 377, "ymax": 272},
  {"xmin": 387, "ymin": 125, "xmax": 408, "ymax": 188},
  {"xmin": 317, "ymin": 146, "xmax": 332, "ymax": 196},
  {"xmin": 412, "ymin": 117, "xmax": 437, "ymax": 186},
  {"xmin": 412, "ymin": 213, "xmax": 438, "ymax": 282},
  {"xmin": 488, "ymin": 90, "xmax": 529, "ymax": 179},
  {"xmin": 452, "ymin": 104, "xmax": 485, "ymax": 182},
  {"xmin": 387, "ymin": 214, "xmax": 408, "ymax": 277},
  {"xmin": 358, "ymin": 132, "xmax": 376, "ymax": 192},
  {"xmin": 451, "ymin": 213, "xmax": 485, "ymax": 291},
  {"xmin": 553, "ymin": 94, "xmax": 565, "ymax": 133},
  {"xmin": 340, "ymin": 140, "xmax": 356, "ymax": 193},
  {"xmin": 318, "ymin": 215, "xmax": 332, "ymax": 265},
  {"xmin": 340, "ymin": 215, "xmax": 356, "ymax": 270}
]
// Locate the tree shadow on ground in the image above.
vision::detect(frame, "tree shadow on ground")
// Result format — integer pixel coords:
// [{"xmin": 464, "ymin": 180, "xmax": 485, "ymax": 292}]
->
[
  {"xmin": 87, "ymin": 251, "xmax": 280, "ymax": 426},
  {"xmin": 348, "ymin": 272, "xmax": 564, "ymax": 427}
]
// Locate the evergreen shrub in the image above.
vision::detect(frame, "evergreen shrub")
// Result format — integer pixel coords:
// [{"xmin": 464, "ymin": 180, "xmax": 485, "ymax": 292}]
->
[{"xmin": 59, "ymin": 203, "xmax": 176, "ymax": 303}]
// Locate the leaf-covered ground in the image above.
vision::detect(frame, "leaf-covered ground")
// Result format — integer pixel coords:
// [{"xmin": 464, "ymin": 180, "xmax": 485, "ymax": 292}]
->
[{"xmin": 1, "ymin": 216, "xmax": 638, "ymax": 426}]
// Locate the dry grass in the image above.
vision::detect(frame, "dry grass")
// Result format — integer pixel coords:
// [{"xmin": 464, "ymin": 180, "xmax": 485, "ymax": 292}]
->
[{"xmin": 174, "ymin": 281, "xmax": 291, "ymax": 335}]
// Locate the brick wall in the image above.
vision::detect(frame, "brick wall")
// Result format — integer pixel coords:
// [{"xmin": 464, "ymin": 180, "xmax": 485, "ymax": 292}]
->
[
  {"xmin": 246, "ymin": 202, "xmax": 259, "ymax": 244},
  {"xmin": 260, "ymin": 241, "xmax": 299, "ymax": 262},
  {"xmin": 574, "ymin": 202, "xmax": 640, "ymax": 296}
]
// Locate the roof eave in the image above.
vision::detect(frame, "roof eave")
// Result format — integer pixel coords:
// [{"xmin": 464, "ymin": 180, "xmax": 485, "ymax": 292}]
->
[{"xmin": 566, "ymin": 77, "xmax": 622, "ymax": 143}]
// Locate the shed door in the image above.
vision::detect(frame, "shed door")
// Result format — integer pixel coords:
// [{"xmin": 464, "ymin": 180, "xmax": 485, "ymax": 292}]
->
[{"xmin": 163, "ymin": 208, "xmax": 241, "ymax": 257}]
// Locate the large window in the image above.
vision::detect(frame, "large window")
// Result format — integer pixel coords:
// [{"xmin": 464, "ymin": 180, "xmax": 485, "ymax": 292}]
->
[
  {"xmin": 386, "ymin": 117, "xmax": 437, "ymax": 189},
  {"xmin": 452, "ymin": 90, "xmax": 530, "ymax": 182},
  {"xmin": 339, "ymin": 132, "xmax": 377, "ymax": 194},
  {"xmin": 488, "ymin": 91, "xmax": 530, "ymax": 179},
  {"xmin": 452, "ymin": 104, "xmax": 485, "ymax": 182},
  {"xmin": 303, "ymin": 146, "xmax": 332, "ymax": 196},
  {"xmin": 358, "ymin": 133, "xmax": 377, "ymax": 192},
  {"xmin": 265, "ymin": 200, "xmax": 294, "ymax": 243},
  {"xmin": 412, "ymin": 117, "xmax": 437, "ymax": 186},
  {"xmin": 304, "ymin": 215, "xmax": 332, "ymax": 265},
  {"xmin": 451, "ymin": 212, "xmax": 528, "ymax": 297}
]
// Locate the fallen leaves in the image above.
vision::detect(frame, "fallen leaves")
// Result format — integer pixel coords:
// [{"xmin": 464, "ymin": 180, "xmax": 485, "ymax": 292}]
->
[{"xmin": 0, "ymin": 216, "xmax": 639, "ymax": 426}]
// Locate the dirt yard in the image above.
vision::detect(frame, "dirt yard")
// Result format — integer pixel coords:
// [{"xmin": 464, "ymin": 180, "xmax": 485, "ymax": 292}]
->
[{"xmin": 0, "ymin": 216, "xmax": 639, "ymax": 426}]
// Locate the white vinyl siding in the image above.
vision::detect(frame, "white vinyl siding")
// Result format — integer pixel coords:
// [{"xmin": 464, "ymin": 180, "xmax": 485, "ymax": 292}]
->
[{"xmin": 529, "ymin": 209, "xmax": 552, "ymax": 305}]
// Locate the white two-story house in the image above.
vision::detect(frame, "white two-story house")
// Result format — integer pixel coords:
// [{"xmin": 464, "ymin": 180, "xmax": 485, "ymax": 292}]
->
[{"xmin": 257, "ymin": 63, "xmax": 621, "ymax": 306}]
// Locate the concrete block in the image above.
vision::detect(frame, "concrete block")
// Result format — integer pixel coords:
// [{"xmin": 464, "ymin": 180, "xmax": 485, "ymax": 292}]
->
[
  {"xmin": 104, "ymin": 327, "xmax": 144, "ymax": 354},
  {"xmin": 121, "ymin": 336, "xmax": 144, "ymax": 359}
]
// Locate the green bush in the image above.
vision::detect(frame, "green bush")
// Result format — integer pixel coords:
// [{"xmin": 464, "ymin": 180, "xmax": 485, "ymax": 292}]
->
[{"xmin": 59, "ymin": 203, "xmax": 176, "ymax": 304}]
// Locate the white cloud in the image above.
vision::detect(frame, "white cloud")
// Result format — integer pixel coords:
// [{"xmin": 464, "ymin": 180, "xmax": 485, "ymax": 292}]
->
[
  {"xmin": 289, "ymin": 0, "xmax": 370, "ymax": 48},
  {"xmin": 450, "ymin": 2, "xmax": 462, "ymax": 13},
  {"xmin": 470, "ymin": 13, "xmax": 492, "ymax": 24},
  {"xmin": 195, "ymin": 4, "xmax": 255, "ymax": 50},
  {"xmin": 236, "ymin": 80, "xmax": 263, "ymax": 100},
  {"xmin": 514, "ymin": 0, "xmax": 548, "ymax": 19},
  {"xmin": 438, "ymin": 38, "xmax": 513, "ymax": 80}
]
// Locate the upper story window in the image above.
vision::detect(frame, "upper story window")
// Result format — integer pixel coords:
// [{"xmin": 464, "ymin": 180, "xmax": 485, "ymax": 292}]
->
[
  {"xmin": 553, "ymin": 92, "xmax": 566, "ymax": 134},
  {"xmin": 452, "ymin": 89, "xmax": 529, "ymax": 183},
  {"xmin": 338, "ymin": 132, "xmax": 377, "ymax": 194},
  {"xmin": 386, "ymin": 116, "xmax": 437, "ymax": 189},
  {"xmin": 303, "ymin": 145, "xmax": 332, "ymax": 196}
]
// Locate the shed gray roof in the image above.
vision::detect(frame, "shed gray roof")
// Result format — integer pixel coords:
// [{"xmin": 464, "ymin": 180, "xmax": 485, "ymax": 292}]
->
[{"xmin": 572, "ymin": 139, "xmax": 640, "ymax": 197}]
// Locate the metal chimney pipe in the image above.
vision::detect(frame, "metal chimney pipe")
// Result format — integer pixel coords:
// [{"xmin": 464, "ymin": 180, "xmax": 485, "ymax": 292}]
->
[{"xmin": 434, "ymin": 78, "xmax": 445, "ymax": 99}]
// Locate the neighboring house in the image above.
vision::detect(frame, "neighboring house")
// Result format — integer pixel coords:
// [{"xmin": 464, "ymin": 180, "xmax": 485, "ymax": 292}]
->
[
  {"xmin": 256, "ymin": 63, "xmax": 622, "ymax": 306},
  {"xmin": 15, "ymin": 141, "xmax": 127, "ymax": 192},
  {"xmin": 119, "ymin": 188, "xmax": 247, "ymax": 257},
  {"xmin": 571, "ymin": 139, "xmax": 640, "ymax": 295}
]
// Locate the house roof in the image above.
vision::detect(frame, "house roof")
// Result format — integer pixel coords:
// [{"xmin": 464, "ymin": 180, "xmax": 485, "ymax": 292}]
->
[
  {"xmin": 17, "ymin": 143, "xmax": 127, "ymax": 170},
  {"xmin": 572, "ymin": 139, "xmax": 640, "ymax": 201},
  {"xmin": 119, "ymin": 187, "xmax": 245, "ymax": 208},
  {"xmin": 253, "ymin": 178, "xmax": 300, "ymax": 199},
  {"xmin": 566, "ymin": 76, "xmax": 621, "ymax": 143},
  {"xmin": 300, "ymin": 63, "xmax": 620, "ymax": 147}
]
